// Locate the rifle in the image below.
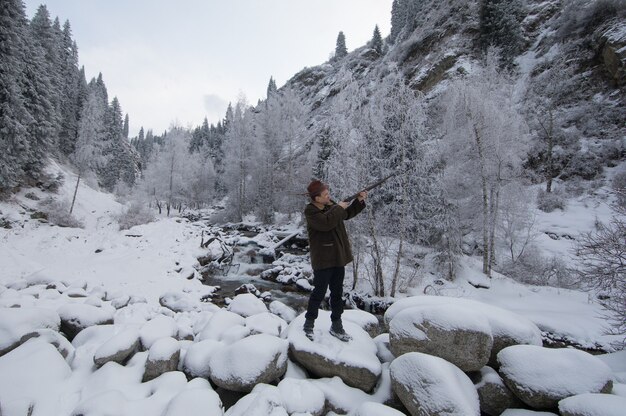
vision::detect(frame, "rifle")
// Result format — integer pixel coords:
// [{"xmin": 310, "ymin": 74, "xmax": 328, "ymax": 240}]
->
[{"xmin": 342, "ymin": 171, "xmax": 397, "ymax": 202}]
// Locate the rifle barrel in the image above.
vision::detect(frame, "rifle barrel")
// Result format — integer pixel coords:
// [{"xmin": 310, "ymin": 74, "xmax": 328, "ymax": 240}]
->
[{"xmin": 342, "ymin": 172, "xmax": 397, "ymax": 202}]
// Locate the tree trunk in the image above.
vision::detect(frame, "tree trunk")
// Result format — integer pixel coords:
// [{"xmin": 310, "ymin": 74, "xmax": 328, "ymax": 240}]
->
[
  {"xmin": 69, "ymin": 172, "xmax": 81, "ymax": 214},
  {"xmin": 473, "ymin": 125, "xmax": 490, "ymax": 276},
  {"xmin": 367, "ymin": 210, "xmax": 385, "ymax": 297}
]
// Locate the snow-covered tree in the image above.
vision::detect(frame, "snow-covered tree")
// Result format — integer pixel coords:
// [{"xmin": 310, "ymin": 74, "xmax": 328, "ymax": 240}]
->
[
  {"xmin": 441, "ymin": 52, "xmax": 528, "ymax": 276},
  {"xmin": 222, "ymin": 98, "xmax": 258, "ymax": 221},
  {"xmin": 0, "ymin": 0, "xmax": 31, "ymax": 192},
  {"xmin": 69, "ymin": 89, "xmax": 108, "ymax": 213},
  {"xmin": 371, "ymin": 25, "xmax": 383, "ymax": 54},
  {"xmin": 479, "ymin": 0, "xmax": 524, "ymax": 67},
  {"xmin": 334, "ymin": 31, "xmax": 347, "ymax": 60}
]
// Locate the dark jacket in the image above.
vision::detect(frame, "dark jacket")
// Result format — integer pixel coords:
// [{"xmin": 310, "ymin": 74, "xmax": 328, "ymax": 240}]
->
[{"xmin": 305, "ymin": 199, "xmax": 366, "ymax": 270}]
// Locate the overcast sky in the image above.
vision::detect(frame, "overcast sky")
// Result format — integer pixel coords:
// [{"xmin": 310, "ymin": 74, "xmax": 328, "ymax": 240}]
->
[{"xmin": 24, "ymin": 0, "xmax": 393, "ymax": 137}]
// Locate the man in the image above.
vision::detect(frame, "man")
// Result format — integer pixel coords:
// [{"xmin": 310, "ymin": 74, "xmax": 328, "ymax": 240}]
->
[{"xmin": 303, "ymin": 179, "xmax": 367, "ymax": 342}]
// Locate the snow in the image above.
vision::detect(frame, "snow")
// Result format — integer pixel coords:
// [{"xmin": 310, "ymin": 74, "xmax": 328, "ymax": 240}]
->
[
  {"xmin": 149, "ymin": 337, "xmax": 180, "ymax": 360},
  {"xmin": 139, "ymin": 314, "xmax": 178, "ymax": 349},
  {"xmin": 353, "ymin": 401, "xmax": 407, "ymax": 416},
  {"xmin": 0, "ymin": 307, "xmax": 60, "ymax": 352},
  {"xmin": 558, "ymin": 393, "xmax": 626, "ymax": 416},
  {"xmin": 0, "ymin": 161, "xmax": 624, "ymax": 415},
  {"xmin": 288, "ymin": 312, "xmax": 382, "ymax": 375},
  {"xmin": 209, "ymin": 334, "xmax": 288, "ymax": 387},
  {"xmin": 389, "ymin": 352, "xmax": 480, "ymax": 416},
  {"xmin": 501, "ymin": 410, "xmax": 557, "ymax": 416},
  {"xmin": 276, "ymin": 378, "xmax": 325, "ymax": 415},
  {"xmin": 93, "ymin": 327, "xmax": 139, "ymax": 362},
  {"xmin": 227, "ymin": 293, "xmax": 269, "ymax": 317},
  {"xmin": 0, "ymin": 339, "xmax": 72, "ymax": 416},
  {"xmin": 497, "ymin": 345, "xmax": 613, "ymax": 397},
  {"xmin": 390, "ymin": 303, "xmax": 492, "ymax": 340}
]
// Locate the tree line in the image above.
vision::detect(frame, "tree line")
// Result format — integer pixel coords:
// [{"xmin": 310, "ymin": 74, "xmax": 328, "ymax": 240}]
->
[{"xmin": 0, "ymin": 1, "xmax": 138, "ymax": 197}]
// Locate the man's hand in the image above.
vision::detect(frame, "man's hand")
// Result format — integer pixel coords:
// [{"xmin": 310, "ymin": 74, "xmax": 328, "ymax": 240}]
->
[
  {"xmin": 338, "ymin": 201, "xmax": 350, "ymax": 209},
  {"xmin": 357, "ymin": 191, "xmax": 368, "ymax": 201}
]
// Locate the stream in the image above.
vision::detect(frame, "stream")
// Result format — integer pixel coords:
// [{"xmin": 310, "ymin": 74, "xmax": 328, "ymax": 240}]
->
[{"xmin": 199, "ymin": 227, "xmax": 312, "ymax": 313}]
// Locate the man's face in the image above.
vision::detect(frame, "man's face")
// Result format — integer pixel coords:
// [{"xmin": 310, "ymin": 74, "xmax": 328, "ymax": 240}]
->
[{"xmin": 315, "ymin": 189, "xmax": 331, "ymax": 205}]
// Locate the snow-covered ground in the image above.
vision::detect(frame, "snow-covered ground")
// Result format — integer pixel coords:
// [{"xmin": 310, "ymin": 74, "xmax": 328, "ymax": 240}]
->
[{"xmin": 1, "ymin": 162, "xmax": 624, "ymax": 415}]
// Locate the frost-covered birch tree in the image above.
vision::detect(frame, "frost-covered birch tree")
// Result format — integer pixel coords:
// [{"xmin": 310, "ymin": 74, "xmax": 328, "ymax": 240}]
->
[
  {"xmin": 222, "ymin": 98, "xmax": 258, "ymax": 221},
  {"xmin": 441, "ymin": 52, "xmax": 528, "ymax": 276}
]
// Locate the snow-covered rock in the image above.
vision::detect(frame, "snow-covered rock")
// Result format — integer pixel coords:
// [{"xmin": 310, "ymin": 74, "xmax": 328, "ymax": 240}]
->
[
  {"xmin": 224, "ymin": 384, "xmax": 286, "ymax": 416},
  {"xmin": 389, "ymin": 352, "xmax": 480, "ymax": 416},
  {"xmin": 0, "ymin": 307, "xmax": 61, "ymax": 355},
  {"xmin": 598, "ymin": 350, "xmax": 626, "ymax": 384},
  {"xmin": 342, "ymin": 309, "xmax": 380, "ymax": 338},
  {"xmin": 57, "ymin": 303, "xmax": 115, "ymax": 340},
  {"xmin": 245, "ymin": 312, "xmax": 287, "ymax": 337},
  {"xmin": 384, "ymin": 296, "xmax": 542, "ymax": 367},
  {"xmin": 288, "ymin": 313, "xmax": 382, "ymax": 392},
  {"xmin": 227, "ymin": 293, "xmax": 268, "ymax": 317},
  {"xmin": 20, "ymin": 328, "xmax": 75, "ymax": 363},
  {"xmin": 389, "ymin": 303, "xmax": 493, "ymax": 372},
  {"xmin": 93, "ymin": 327, "xmax": 140, "ymax": 367},
  {"xmin": 472, "ymin": 366, "xmax": 524, "ymax": 416},
  {"xmin": 159, "ymin": 291, "xmax": 200, "ymax": 313},
  {"xmin": 139, "ymin": 314, "xmax": 178, "ymax": 349},
  {"xmin": 162, "ymin": 383, "xmax": 224, "ymax": 416},
  {"xmin": 277, "ymin": 378, "xmax": 325, "ymax": 416},
  {"xmin": 209, "ymin": 334, "xmax": 288, "ymax": 392},
  {"xmin": 0, "ymin": 339, "xmax": 72, "ymax": 416},
  {"xmin": 497, "ymin": 345, "xmax": 614, "ymax": 410},
  {"xmin": 269, "ymin": 300, "xmax": 297, "ymax": 323},
  {"xmin": 353, "ymin": 401, "xmax": 407, "ymax": 416},
  {"xmin": 373, "ymin": 333, "xmax": 395, "ymax": 363},
  {"xmin": 181, "ymin": 339, "xmax": 223, "ymax": 379},
  {"xmin": 196, "ymin": 309, "xmax": 245, "ymax": 342},
  {"xmin": 558, "ymin": 393, "xmax": 626, "ymax": 416},
  {"xmin": 501, "ymin": 410, "xmax": 558, "ymax": 416},
  {"xmin": 143, "ymin": 337, "xmax": 180, "ymax": 382}
]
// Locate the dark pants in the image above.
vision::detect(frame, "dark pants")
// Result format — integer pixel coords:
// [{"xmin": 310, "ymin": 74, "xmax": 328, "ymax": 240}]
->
[{"xmin": 305, "ymin": 266, "xmax": 345, "ymax": 322}]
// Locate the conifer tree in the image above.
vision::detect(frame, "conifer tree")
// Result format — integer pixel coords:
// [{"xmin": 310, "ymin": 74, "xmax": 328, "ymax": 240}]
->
[
  {"xmin": 123, "ymin": 114, "xmax": 129, "ymax": 139},
  {"xmin": 0, "ymin": 0, "xmax": 31, "ymax": 191},
  {"xmin": 266, "ymin": 77, "xmax": 278, "ymax": 99},
  {"xmin": 57, "ymin": 20, "xmax": 81, "ymax": 155},
  {"xmin": 334, "ymin": 31, "xmax": 347, "ymax": 60},
  {"xmin": 480, "ymin": 0, "xmax": 524, "ymax": 67},
  {"xmin": 371, "ymin": 25, "xmax": 383, "ymax": 54}
]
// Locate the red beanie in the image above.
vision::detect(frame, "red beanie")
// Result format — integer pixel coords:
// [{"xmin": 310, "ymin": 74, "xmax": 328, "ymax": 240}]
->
[{"xmin": 307, "ymin": 180, "xmax": 327, "ymax": 200}]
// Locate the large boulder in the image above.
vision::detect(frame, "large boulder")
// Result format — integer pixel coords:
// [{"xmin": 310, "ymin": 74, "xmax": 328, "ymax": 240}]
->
[
  {"xmin": 93, "ymin": 327, "xmax": 140, "ymax": 367},
  {"xmin": 558, "ymin": 393, "xmax": 626, "ymax": 416},
  {"xmin": 143, "ymin": 337, "xmax": 181, "ymax": 382},
  {"xmin": 472, "ymin": 366, "xmax": 524, "ymax": 416},
  {"xmin": 385, "ymin": 296, "xmax": 542, "ymax": 368},
  {"xmin": 162, "ymin": 379, "xmax": 224, "ymax": 416},
  {"xmin": 389, "ymin": 304, "xmax": 493, "ymax": 372},
  {"xmin": 0, "ymin": 307, "xmax": 61, "ymax": 355},
  {"xmin": 139, "ymin": 315, "xmax": 179, "ymax": 349},
  {"xmin": 57, "ymin": 303, "xmax": 115, "ymax": 340},
  {"xmin": 182, "ymin": 339, "xmax": 223, "ymax": 379},
  {"xmin": 209, "ymin": 334, "xmax": 287, "ymax": 392},
  {"xmin": 498, "ymin": 345, "xmax": 613, "ymax": 410},
  {"xmin": 288, "ymin": 312, "xmax": 382, "ymax": 392},
  {"xmin": 389, "ymin": 352, "xmax": 480, "ymax": 416}
]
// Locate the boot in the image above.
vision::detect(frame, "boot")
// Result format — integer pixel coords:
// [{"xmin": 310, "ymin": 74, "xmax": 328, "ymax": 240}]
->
[
  {"xmin": 329, "ymin": 320, "xmax": 352, "ymax": 342},
  {"xmin": 303, "ymin": 318, "xmax": 315, "ymax": 341}
]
